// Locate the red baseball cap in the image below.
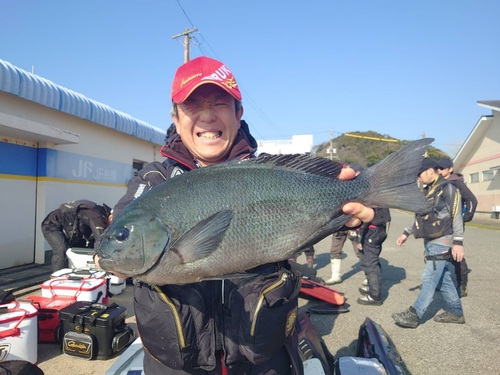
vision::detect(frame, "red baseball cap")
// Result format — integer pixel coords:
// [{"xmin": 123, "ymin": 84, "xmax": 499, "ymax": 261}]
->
[{"xmin": 171, "ymin": 56, "xmax": 242, "ymax": 104}]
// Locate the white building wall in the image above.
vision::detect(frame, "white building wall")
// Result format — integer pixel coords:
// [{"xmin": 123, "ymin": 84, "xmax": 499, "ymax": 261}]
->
[
  {"xmin": 457, "ymin": 111, "xmax": 500, "ymax": 216},
  {"xmin": 0, "ymin": 91, "xmax": 165, "ymax": 268}
]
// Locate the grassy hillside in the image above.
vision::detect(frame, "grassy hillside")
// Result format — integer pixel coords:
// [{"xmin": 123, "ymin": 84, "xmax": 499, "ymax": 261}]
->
[{"xmin": 313, "ymin": 131, "xmax": 449, "ymax": 167}]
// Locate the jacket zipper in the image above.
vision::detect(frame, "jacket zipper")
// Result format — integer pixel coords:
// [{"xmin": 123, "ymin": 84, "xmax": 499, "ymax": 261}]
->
[
  {"xmin": 215, "ymin": 280, "xmax": 224, "ymax": 350},
  {"xmin": 152, "ymin": 285, "xmax": 186, "ymax": 349},
  {"xmin": 250, "ymin": 273, "xmax": 288, "ymax": 337}
]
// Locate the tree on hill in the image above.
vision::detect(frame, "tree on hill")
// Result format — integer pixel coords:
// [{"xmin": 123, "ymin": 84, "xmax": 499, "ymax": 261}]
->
[{"xmin": 313, "ymin": 131, "xmax": 448, "ymax": 167}]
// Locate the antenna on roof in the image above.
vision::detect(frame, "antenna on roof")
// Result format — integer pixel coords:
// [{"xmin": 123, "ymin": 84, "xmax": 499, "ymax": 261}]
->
[{"xmin": 31, "ymin": 65, "xmax": 35, "ymax": 74}]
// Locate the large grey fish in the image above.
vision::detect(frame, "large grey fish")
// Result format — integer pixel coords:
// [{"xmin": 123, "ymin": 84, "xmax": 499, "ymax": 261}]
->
[{"xmin": 96, "ymin": 138, "xmax": 433, "ymax": 285}]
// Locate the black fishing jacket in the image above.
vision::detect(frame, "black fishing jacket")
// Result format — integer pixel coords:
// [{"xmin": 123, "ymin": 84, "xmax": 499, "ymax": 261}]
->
[
  {"xmin": 112, "ymin": 121, "xmax": 303, "ymax": 375},
  {"xmin": 42, "ymin": 200, "xmax": 110, "ymax": 270}
]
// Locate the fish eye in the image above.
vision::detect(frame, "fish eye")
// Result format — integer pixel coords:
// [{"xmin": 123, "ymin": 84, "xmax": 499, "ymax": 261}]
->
[{"xmin": 115, "ymin": 228, "xmax": 130, "ymax": 242}]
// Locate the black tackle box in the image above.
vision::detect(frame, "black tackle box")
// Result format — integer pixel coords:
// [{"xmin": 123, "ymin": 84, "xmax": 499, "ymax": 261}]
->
[{"xmin": 59, "ymin": 301, "xmax": 134, "ymax": 360}]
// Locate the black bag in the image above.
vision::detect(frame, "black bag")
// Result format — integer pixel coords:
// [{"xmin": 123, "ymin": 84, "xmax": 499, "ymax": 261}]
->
[
  {"xmin": 296, "ymin": 311, "xmax": 335, "ymax": 375},
  {"xmin": 0, "ymin": 361, "xmax": 44, "ymax": 375},
  {"xmin": 0, "ymin": 288, "xmax": 15, "ymax": 305},
  {"xmin": 356, "ymin": 318, "xmax": 407, "ymax": 375}
]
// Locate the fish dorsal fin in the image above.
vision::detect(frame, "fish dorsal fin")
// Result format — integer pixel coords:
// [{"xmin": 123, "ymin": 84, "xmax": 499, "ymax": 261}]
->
[
  {"xmin": 234, "ymin": 154, "xmax": 344, "ymax": 179},
  {"xmin": 170, "ymin": 210, "xmax": 233, "ymax": 264}
]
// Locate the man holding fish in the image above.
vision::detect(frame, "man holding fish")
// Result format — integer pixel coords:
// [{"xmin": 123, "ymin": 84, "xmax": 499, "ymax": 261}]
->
[{"xmin": 95, "ymin": 56, "xmax": 432, "ymax": 374}]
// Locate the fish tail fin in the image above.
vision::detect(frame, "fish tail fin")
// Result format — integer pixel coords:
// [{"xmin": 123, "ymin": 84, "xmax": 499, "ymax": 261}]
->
[{"xmin": 361, "ymin": 138, "xmax": 433, "ymax": 214}]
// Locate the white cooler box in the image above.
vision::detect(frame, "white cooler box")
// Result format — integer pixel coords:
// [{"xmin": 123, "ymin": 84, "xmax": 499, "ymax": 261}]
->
[
  {"xmin": 0, "ymin": 301, "xmax": 38, "ymax": 364},
  {"xmin": 66, "ymin": 247, "xmax": 97, "ymax": 269},
  {"xmin": 42, "ymin": 276, "xmax": 108, "ymax": 303},
  {"xmin": 108, "ymin": 275, "xmax": 126, "ymax": 296},
  {"xmin": 51, "ymin": 269, "xmax": 127, "ymax": 297}
]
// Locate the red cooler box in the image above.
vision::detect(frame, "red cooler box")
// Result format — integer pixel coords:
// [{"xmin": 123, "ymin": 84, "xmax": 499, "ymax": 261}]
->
[
  {"xmin": 41, "ymin": 276, "xmax": 108, "ymax": 304},
  {"xmin": 24, "ymin": 295, "xmax": 77, "ymax": 342},
  {"xmin": 0, "ymin": 301, "xmax": 38, "ymax": 363}
]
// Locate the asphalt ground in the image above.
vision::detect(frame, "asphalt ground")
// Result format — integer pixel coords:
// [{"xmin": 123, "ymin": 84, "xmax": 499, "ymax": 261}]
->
[{"xmin": 16, "ymin": 210, "xmax": 500, "ymax": 374}]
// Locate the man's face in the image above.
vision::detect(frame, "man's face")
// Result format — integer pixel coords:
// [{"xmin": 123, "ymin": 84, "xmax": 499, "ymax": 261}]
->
[
  {"xmin": 418, "ymin": 169, "xmax": 435, "ymax": 185},
  {"xmin": 172, "ymin": 85, "xmax": 243, "ymax": 167},
  {"xmin": 437, "ymin": 167, "xmax": 452, "ymax": 179}
]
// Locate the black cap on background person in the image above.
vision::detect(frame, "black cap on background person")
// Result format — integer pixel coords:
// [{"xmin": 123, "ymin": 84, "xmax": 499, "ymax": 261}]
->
[{"xmin": 437, "ymin": 157, "xmax": 453, "ymax": 169}]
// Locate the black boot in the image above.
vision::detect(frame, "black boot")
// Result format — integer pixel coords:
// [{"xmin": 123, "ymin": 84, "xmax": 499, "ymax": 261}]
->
[{"xmin": 459, "ymin": 274, "xmax": 468, "ymax": 298}]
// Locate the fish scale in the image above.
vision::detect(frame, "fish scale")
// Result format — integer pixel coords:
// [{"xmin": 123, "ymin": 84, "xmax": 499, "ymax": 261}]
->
[{"xmin": 97, "ymin": 138, "xmax": 433, "ymax": 285}]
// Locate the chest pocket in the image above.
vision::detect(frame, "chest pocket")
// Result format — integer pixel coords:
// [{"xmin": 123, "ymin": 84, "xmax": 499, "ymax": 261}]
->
[
  {"xmin": 223, "ymin": 267, "xmax": 301, "ymax": 366},
  {"xmin": 413, "ymin": 185, "xmax": 452, "ymax": 239}
]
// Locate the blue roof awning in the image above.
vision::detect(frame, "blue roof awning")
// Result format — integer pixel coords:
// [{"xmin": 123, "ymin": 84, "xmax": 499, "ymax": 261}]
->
[{"xmin": 0, "ymin": 58, "xmax": 165, "ymax": 145}]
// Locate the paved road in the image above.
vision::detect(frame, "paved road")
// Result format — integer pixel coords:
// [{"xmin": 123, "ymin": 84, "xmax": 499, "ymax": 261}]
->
[{"xmin": 35, "ymin": 210, "xmax": 500, "ymax": 374}]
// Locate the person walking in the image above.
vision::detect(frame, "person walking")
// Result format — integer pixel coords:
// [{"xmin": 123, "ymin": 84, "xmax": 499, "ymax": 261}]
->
[
  {"xmin": 356, "ymin": 207, "xmax": 391, "ymax": 306},
  {"xmin": 41, "ymin": 200, "xmax": 111, "ymax": 271},
  {"xmin": 97, "ymin": 56, "xmax": 374, "ymax": 375},
  {"xmin": 436, "ymin": 157, "xmax": 477, "ymax": 297},
  {"xmin": 392, "ymin": 158, "xmax": 465, "ymax": 328}
]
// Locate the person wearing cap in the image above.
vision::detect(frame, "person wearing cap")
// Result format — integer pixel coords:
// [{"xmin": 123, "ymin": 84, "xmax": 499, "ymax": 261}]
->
[
  {"xmin": 436, "ymin": 157, "xmax": 477, "ymax": 297},
  {"xmin": 325, "ymin": 163, "xmax": 364, "ymax": 285},
  {"xmin": 392, "ymin": 158, "xmax": 465, "ymax": 328},
  {"xmin": 102, "ymin": 56, "xmax": 374, "ymax": 375}
]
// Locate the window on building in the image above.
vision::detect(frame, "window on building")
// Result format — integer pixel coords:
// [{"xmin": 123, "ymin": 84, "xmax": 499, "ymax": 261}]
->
[
  {"xmin": 469, "ymin": 172, "xmax": 479, "ymax": 183},
  {"xmin": 483, "ymin": 170, "xmax": 494, "ymax": 181},
  {"xmin": 133, "ymin": 160, "xmax": 145, "ymax": 173}
]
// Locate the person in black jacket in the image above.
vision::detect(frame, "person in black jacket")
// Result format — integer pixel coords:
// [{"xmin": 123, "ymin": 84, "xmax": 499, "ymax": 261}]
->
[
  {"xmin": 437, "ymin": 157, "xmax": 478, "ymax": 297},
  {"xmin": 356, "ymin": 207, "xmax": 391, "ymax": 305},
  {"xmin": 41, "ymin": 200, "xmax": 111, "ymax": 271},
  {"xmin": 98, "ymin": 56, "xmax": 374, "ymax": 375}
]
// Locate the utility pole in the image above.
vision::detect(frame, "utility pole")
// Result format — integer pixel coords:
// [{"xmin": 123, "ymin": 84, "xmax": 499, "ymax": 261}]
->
[
  {"xmin": 329, "ymin": 129, "xmax": 334, "ymax": 160},
  {"xmin": 172, "ymin": 28, "xmax": 198, "ymax": 63}
]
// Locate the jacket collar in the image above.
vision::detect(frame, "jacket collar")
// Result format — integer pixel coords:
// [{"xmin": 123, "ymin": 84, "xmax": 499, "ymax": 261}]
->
[{"xmin": 160, "ymin": 120, "xmax": 257, "ymax": 170}]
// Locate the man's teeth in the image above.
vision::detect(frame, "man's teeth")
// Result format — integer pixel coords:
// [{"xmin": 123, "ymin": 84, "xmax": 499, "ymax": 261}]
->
[{"xmin": 198, "ymin": 131, "xmax": 222, "ymax": 140}]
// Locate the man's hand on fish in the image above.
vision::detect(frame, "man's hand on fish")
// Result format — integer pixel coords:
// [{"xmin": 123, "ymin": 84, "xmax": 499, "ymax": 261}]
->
[
  {"xmin": 339, "ymin": 164, "xmax": 375, "ymax": 227},
  {"xmin": 342, "ymin": 202, "xmax": 375, "ymax": 228}
]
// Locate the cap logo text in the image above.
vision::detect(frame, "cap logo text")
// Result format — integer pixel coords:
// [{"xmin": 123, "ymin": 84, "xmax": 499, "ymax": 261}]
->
[{"xmin": 181, "ymin": 73, "xmax": 202, "ymax": 88}]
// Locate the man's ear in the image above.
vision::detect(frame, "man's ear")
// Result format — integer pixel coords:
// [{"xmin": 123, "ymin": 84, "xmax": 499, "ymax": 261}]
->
[
  {"xmin": 171, "ymin": 115, "xmax": 180, "ymax": 133},
  {"xmin": 236, "ymin": 106, "xmax": 244, "ymax": 123}
]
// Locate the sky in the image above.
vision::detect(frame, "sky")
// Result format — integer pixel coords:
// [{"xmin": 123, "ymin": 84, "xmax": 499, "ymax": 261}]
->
[{"xmin": 1, "ymin": 0, "xmax": 499, "ymax": 156}]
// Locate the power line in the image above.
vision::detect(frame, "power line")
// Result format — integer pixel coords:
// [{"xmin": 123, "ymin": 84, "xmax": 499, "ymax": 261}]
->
[
  {"xmin": 172, "ymin": 1, "xmax": 288, "ymax": 141},
  {"xmin": 175, "ymin": 0, "xmax": 196, "ymax": 28}
]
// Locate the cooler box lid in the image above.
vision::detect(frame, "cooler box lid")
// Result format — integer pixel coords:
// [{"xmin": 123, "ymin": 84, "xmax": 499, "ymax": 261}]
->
[
  {"xmin": 42, "ymin": 276, "xmax": 106, "ymax": 291},
  {"xmin": 0, "ymin": 301, "xmax": 38, "ymax": 324},
  {"xmin": 59, "ymin": 301, "xmax": 127, "ymax": 328},
  {"xmin": 24, "ymin": 296, "xmax": 78, "ymax": 312}
]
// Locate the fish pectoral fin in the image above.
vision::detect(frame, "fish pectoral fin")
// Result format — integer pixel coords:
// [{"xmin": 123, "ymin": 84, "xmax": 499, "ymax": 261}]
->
[{"xmin": 171, "ymin": 210, "xmax": 233, "ymax": 264}]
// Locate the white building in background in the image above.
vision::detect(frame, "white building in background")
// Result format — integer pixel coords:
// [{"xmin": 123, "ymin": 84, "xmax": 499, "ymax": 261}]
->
[
  {"xmin": 257, "ymin": 134, "xmax": 313, "ymax": 155},
  {"xmin": 0, "ymin": 58, "xmax": 166, "ymax": 270}
]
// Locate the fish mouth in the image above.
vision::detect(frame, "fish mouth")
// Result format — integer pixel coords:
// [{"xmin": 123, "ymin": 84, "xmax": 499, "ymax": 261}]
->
[{"xmin": 197, "ymin": 131, "xmax": 222, "ymax": 140}]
